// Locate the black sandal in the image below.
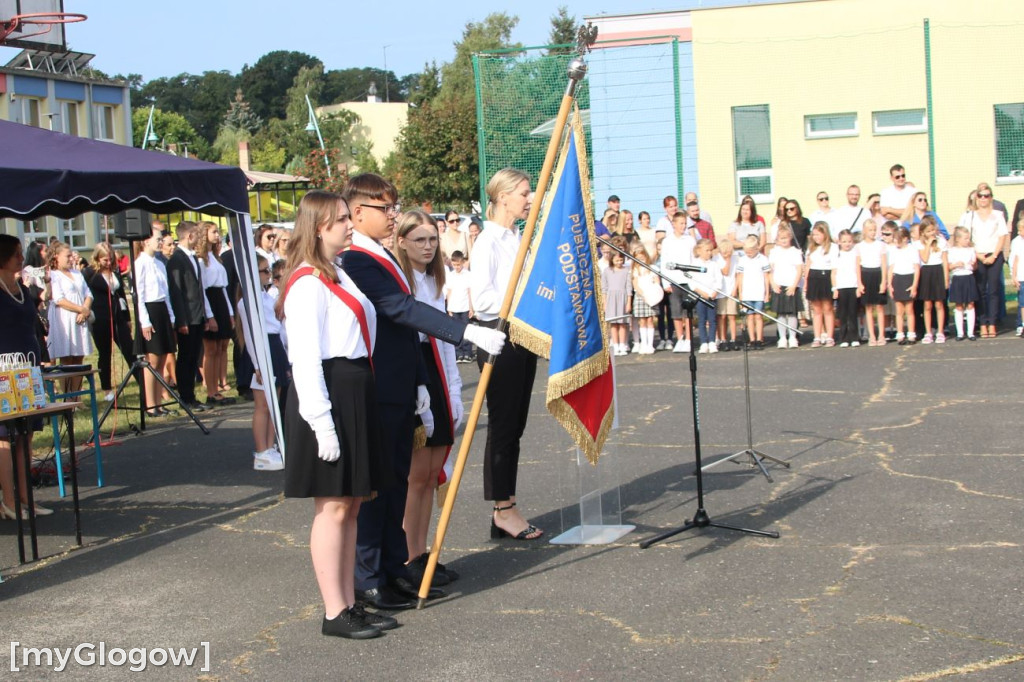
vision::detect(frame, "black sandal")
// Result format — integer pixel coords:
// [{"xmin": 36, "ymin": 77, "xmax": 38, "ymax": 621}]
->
[{"xmin": 490, "ymin": 503, "xmax": 544, "ymax": 540}]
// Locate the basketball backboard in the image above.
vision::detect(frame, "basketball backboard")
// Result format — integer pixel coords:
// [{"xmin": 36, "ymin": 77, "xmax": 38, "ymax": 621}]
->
[{"xmin": 0, "ymin": 0, "xmax": 79, "ymax": 52}]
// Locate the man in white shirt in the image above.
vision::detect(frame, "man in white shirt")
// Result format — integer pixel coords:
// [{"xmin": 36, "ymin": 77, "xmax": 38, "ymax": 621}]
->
[
  {"xmin": 832, "ymin": 185, "xmax": 870, "ymax": 235},
  {"xmin": 808, "ymin": 191, "xmax": 838, "ymax": 239},
  {"xmin": 880, "ymin": 164, "xmax": 917, "ymax": 220}
]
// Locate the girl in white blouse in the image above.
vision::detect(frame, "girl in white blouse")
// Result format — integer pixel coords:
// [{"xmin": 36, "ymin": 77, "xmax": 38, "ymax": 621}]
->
[
  {"xmin": 196, "ymin": 222, "xmax": 235, "ymax": 405},
  {"xmin": 275, "ymin": 190, "xmax": 391, "ymax": 640},
  {"xmin": 803, "ymin": 223, "xmax": 839, "ymax": 347},
  {"xmin": 394, "ymin": 210, "xmax": 464, "ymax": 585},
  {"xmin": 134, "ymin": 228, "xmax": 176, "ymax": 416},
  {"xmin": 855, "ymin": 220, "xmax": 889, "ymax": 346}
]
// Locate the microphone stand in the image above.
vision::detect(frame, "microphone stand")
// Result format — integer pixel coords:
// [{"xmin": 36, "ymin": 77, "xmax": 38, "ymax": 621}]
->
[
  {"xmin": 673, "ymin": 270, "xmax": 794, "ymax": 482},
  {"xmin": 596, "ymin": 238, "xmax": 780, "ymax": 547}
]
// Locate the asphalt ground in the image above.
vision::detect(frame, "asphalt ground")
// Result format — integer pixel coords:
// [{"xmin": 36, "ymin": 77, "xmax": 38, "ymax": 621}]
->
[{"xmin": 2, "ymin": 327, "xmax": 1023, "ymax": 680}]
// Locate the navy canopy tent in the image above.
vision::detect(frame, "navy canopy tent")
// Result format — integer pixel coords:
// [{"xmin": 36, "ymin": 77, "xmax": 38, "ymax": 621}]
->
[{"xmin": 0, "ymin": 119, "xmax": 282, "ymax": 451}]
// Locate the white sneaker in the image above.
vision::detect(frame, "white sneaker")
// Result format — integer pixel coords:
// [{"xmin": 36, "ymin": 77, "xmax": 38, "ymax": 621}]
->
[
  {"xmin": 644, "ymin": 344, "xmax": 656, "ymax": 354},
  {"xmin": 631, "ymin": 342, "xmax": 643, "ymax": 353},
  {"xmin": 102, "ymin": 391, "xmax": 115, "ymax": 402},
  {"xmin": 788, "ymin": 336, "xmax": 799, "ymax": 349},
  {"xmin": 254, "ymin": 448, "xmax": 284, "ymax": 471},
  {"xmin": 672, "ymin": 339, "xmax": 687, "ymax": 353},
  {"xmin": 1017, "ymin": 326, "xmax": 1023, "ymax": 337},
  {"xmin": 708, "ymin": 342, "xmax": 718, "ymax": 353},
  {"xmin": 851, "ymin": 341, "xmax": 860, "ymax": 347},
  {"xmin": 777, "ymin": 338, "xmax": 788, "ymax": 349},
  {"xmin": 698, "ymin": 343, "xmax": 708, "ymax": 354},
  {"xmin": 839, "ymin": 342, "xmax": 850, "ymax": 348}
]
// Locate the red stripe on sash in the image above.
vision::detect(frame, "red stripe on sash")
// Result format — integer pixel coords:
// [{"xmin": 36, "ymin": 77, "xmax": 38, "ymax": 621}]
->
[
  {"xmin": 348, "ymin": 245, "xmax": 411, "ymax": 295},
  {"xmin": 285, "ymin": 266, "xmax": 373, "ymax": 372}
]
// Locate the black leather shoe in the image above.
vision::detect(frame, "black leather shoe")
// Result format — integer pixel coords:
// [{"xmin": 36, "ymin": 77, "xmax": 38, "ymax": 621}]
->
[
  {"xmin": 406, "ymin": 553, "xmax": 451, "ymax": 587},
  {"xmin": 350, "ymin": 604, "xmax": 398, "ymax": 631},
  {"xmin": 355, "ymin": 586, "xmax": 415, "ymax": 610},
  {"xmin": 185, "ymin": 401, "xmax": 208, "ymax": 413},
  {"xmin": 321, "ymin": 609, "xmax": 381, "ymax": 639},
  {"xmin": 389, "ymin": 576, "xmax": 445, "ymax": 601}
]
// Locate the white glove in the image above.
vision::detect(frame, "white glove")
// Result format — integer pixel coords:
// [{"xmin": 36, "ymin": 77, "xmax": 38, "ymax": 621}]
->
[
  {"xmin": 420, "ymin": 408, "xmax": 435, "ymax": 438},
  {"xmin": 415, "ymin": 385, "xmax": 431, "ymax": 415},
  {"xmin": 463, "ymin": 324, "xmax": 506, "ymax": 356},
  {"xmin": 314, "ymin": 425, "xmax": 341, "ymax": 463},
  {"xmin": 449, "ymin": 395, "xmax": 464, "ymax": 431}
]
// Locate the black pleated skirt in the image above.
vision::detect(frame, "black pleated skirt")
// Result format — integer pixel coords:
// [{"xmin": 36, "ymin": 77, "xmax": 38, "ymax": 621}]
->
[
  {"xmin": 948, "ymin": 274, "xmax": 979, "ymax": 304},
  {"xmin": 891, "ymin": 273, "xmax": 915, "ymax": 302},
  {"xmin": 135, "ymin": 301, "xmax": 177, "ymax": 356},
  {"xmin": 805, "ymin": 269, "xmax": 833, "ymax": 301},
  {"xmin": 860, "ymin": 267, "xmax": 887, "ymax": 305},
  {"xmin": 916, "ymin": 264, "xmax": 946, "ymax": 302},
  {"xmin": 770, "ymin": 288, "xmax": 802, "ymax": 315},
  {"xmin": 283, "ymin": 357, "xmax": 389, "ymax": 499},
  {"xmin": 204, "ymin": 287, "xmax": 235, "ymax": 340},
  {"xmin": 417, "ymin": 342, "xmax": 454, "ymax": 447}
]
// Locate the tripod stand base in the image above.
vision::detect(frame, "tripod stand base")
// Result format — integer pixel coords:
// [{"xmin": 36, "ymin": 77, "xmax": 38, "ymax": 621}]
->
[
  {"xmin": 701, "ymin": 448, "xmax": 791, "ymax": 482},
  {"xmin": 639, "ymin": 508, "xmax": 779, "ymax": 549},
  {"xmin": 97, "ymin": 357, "xmax": 209, "ymax": 435}
]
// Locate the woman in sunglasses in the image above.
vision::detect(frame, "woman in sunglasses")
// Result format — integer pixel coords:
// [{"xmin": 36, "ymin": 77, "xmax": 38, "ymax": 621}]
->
[
  {"xmin": 900, "ymin": 191, "xmax": 948, "ymax": 239},
  {"xmin": 781, "ymin": 199, "xmax": 811, "ymax": 251},
  {"xmin": 959, "ymin": 182, "xmax": 1008, "ymax": 337},
  {"xmin": 439, "ymin": 209, "xmax": 468, "ymax": 268}
]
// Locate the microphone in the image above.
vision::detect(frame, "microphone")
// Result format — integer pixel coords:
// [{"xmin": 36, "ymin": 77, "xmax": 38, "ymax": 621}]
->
[{"xmin": 666, "ymin": 262, "xmax": 707, "ymax": 273}]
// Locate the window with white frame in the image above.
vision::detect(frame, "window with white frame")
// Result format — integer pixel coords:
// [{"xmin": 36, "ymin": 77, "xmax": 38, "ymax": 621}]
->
[
  {"xmin": 805, "ymin": 113, "xmax": 858, "ymax": 139},
  {"xmin": 59, "ymin": 216, "xmax": 88, "ymax": 251},
  {"xmin": 94, "ymin": 104, "xmax": 115, "ymax": 141},
  {"xmin": 732, "ymin": 104, "xmax": 773, "ymax": 203},
  {"xmin": 60, "ymin": 101, "xmax": 80, "ymax": 136},
  {"xmin": 994, "ymin": 103, "xmax": 1024, "ymax": 182},
  {"xmin": 872, "ymin": 109, "xmax": 927, "ymax": 135},
  {"xmin": 19, "ymin": 97, "xmax": 42, "ymax": 127},
  {"xmin": 21, "ymin": 218, "xmax": 49, "ymax": 245}
]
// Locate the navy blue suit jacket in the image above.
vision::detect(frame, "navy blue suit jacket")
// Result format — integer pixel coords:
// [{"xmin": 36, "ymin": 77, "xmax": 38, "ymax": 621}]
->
[{"xmin": 341, "ymin": 249, "xmax": 467, "ymax": 407}]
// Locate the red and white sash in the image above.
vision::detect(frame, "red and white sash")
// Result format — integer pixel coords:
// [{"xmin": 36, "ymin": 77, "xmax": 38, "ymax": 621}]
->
[{"xmin": 285, "ymin": 266, "xmax": 373, "ymax": 371}]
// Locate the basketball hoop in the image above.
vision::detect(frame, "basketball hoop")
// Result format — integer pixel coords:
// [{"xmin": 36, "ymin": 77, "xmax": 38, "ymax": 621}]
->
[{"xmin": 0, "ymin": 12, "xmax": 86, "ymax": 45}]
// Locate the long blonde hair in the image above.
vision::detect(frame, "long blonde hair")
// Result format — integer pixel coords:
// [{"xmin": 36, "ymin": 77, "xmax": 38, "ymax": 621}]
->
[
  {"xmin": 901, "ymin": 191, "xmax": 928, "ymax": 225},
  {"xmin": 89, "ymin": 242, "xmax": 115, "ymax": 271},
  {"xmin": 274, "ymin": 190, "xmax": 345, "ymax": 319},
  {"xmin": 194, "ymin": 221, "xmax": 221, "ymax": 262},
  {"xmin": 485, "ymin": 168, "xmax": 531, "ymax": 222},
  {"xmin": 806, "ymin": 222, "xmax": 832, "ymax": 254},
  {"xmin": 394, "ymin": 210, "xmax": 445, "ymax": 298}
]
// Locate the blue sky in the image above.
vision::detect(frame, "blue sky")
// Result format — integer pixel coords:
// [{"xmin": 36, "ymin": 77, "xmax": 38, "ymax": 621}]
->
[{"xmin": 2, "ymin": 0, "xmax": 668, "ymax": 81}]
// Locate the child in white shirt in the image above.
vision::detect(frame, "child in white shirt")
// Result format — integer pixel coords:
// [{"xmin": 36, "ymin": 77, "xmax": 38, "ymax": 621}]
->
[{"xmin": 736, "ymin": 235, "xmax": 770, "ymax": 347}]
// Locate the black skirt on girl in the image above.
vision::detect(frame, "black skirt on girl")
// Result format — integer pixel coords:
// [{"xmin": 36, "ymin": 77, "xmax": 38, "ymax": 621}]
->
[
  {"xmin": 948, "ymin": 274, "xmax": 979, "ymax": 304},
  {"xmin": 860, "ymin": 267, "xmax": 887, "ymax": 305},
  {"xmin": 283, "ymin": 357, "xmax": 388, "ymax": 499},
  {"xmin": 891, "ymin": 273, "xmax": 915, "ymax": 302},
  {"xmin": 805, "ymin": 269, "xmax": 833, "ymax": 301},
  {"xmin": 770, "ymin": 288, "xmax": 802, "ymax": 315},
  {"xmin": 416, "ymin": 342, "xmax": 454, "ymax": 447},
  {"xmin": 916, "ymin": 264, "xmax": 946, "ymax": 301},
  {"xmin": 203, "ymin": 286, "xmax": 235, "ymax": 340},
  {"xmin": 135, "ymin": 301, "xmax": 176, "ymax": 355}
]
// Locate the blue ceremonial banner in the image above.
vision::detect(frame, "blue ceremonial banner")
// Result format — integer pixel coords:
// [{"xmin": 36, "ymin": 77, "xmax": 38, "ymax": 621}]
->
[{"xmin": 509, "ymin": 110, "xmax": 614, "ymax": 463}]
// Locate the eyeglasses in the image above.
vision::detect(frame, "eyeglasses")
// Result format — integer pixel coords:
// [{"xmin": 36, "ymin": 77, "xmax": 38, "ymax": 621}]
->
[
  {"xmin": 446, "ymin": 218, "xmax": 460, "ymax": 224},
  {"xmin": 977, "ymin": 192, "xmax": 993, "ymax": 198},
  {"xmin": 406, "ymin": 236, "xmax": 438, "ymax": 247},
  {"xmin": 881, "ymin": 232, "xmax": 893, "ymax": 237},
  {"xmin": 361, "ymin": 203, "xmax": 401, "ymax": 216},
  {"xmin": 263, "ymin": 234, "xmax": 276, "ymax": 241},
  {"xmin": 915, "ymin": 197, "xmax": 928, "ymax": 202},
  {"xmin": 817, "ymin": 196, "xmax": 828, "ymax": 202},
  {"xmin": 785, "ymin": 207, "xmax": 798, "ymax": 212},
  {"xmin": 893, "ymin": 173, "xmax": 905, "ymax": 179},
  {"xmin": 258, "ymin": 268, "xmax": 271, "ymax": 274}
]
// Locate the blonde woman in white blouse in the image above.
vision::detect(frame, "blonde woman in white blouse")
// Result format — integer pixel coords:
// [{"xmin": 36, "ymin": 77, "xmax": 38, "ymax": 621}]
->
[{"xmin": 958, "ymin": 182, "xmax": 1008, "ymax": 337}]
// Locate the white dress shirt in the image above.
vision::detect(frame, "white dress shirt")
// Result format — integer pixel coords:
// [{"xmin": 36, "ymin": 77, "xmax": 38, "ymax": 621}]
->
[
  {"xmin": 350, "ymin": 231, "xmax": 411, "ymax": 291},
  {"xmin": 412, "ymin": 269, "xmax": 462, "ymax": 403},
  {"xmin": 284, "ymin": 262, "xmax": 376, "ymax": 435},
  {"xmin": 135, "ymin": 251, "xmax": 174, "ymax": 328},
  {"xmin": 178, "ymin": 245, "xmax": 214, "ymax": 319},
  {"xmin": 469, "ymin": 220, "xmax": 520, "ymax": 321}
]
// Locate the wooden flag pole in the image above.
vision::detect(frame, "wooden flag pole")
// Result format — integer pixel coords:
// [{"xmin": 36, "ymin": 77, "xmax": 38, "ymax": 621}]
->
[{"xmin": 416, "ymin": 30, "xmax": 596, "ymax": 608}]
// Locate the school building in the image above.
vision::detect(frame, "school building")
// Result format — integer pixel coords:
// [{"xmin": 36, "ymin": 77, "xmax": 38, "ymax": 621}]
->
[{"xmin": 584, "ymin": 0, "xmax": 1024, "ymax": 229}]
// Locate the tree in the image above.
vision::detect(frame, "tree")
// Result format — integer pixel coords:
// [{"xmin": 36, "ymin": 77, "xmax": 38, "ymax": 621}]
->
[
  {"xmin": 298, "ymin": 148, "xmax": 348, "ymax": 193},
  {"xmin": 223, "ymin": 89, "xmax": 263, "ymax": 135},
  {"xmin": 138, "ymin": 70, "xmax": 238, "ymax": 145},
  {"xmin": 393, "ymin": 100, "xmax": 478, "ymax": 207},
  {"xmin": 439, "ymin": 13, "xmax": 520, "ymax": 104},
  {"xmin": 131, "ymin": 107, "xmax": 211, "ymax": 160},
  {"xmin": 239, "ymin": 50, "xmax": 321, "ymax": 121},
  {"xmin": 547, "ymin": 6, "xmax": 577, "ymax": 55},
  {"xmin": 407, "ymin": 62, "xmax": 441, "ymax": 107}
]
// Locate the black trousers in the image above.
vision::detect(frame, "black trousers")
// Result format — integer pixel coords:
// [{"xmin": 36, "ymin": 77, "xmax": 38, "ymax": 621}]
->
[
  {"xmin": 355, "ymin": 404, "xmax": 414, "ymax": 590},
  {"xmin": 475, "ymin": 323, "xmax": 538, "ymax": 501},
  {"xmin": 975, "ymin": 252, "xmax": 1005, "ymax": 326},
  {"xmin": 91, "ymin": 314, "xmax": 136, "ymax": 390},
  {"xmin": 175, "ymin": 324, "xmax": 204, "ymax": 403},
  {"xmin": 836, "ymin": 289, "xmax": 859, "ymax": 344}
]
